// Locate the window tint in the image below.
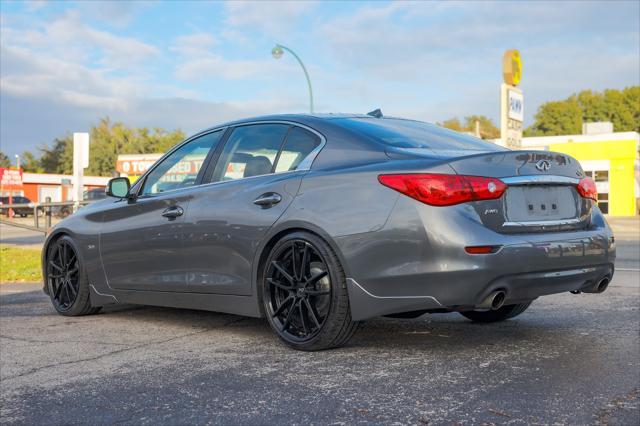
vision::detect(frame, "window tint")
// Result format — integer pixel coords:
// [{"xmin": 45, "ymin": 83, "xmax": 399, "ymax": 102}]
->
[
  {"xmin": 336, "ymin": 118, "xmax": 506, "ymax": 151},
  {"xmin": 274, "ymin": 127, "xmax": 321, "ymax": 172},
  {"xmin": 212, "ymin": 124, "xmax": 289, "ymax": 182},
  {"xmin": 141, "ymin": 131, "xmax": 221, "ymax": 196}
]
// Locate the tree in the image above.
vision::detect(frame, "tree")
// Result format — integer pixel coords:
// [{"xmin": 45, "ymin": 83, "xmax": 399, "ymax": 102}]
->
[
  {"xmin": 82, "ymin": 118, "xmax": 185, "ymax": 176},
  {"xmin": 439, "ymin": 118, "xmax": 463, "ymax": 132},
  {"xmin": 463, "ymin": 115, "xmax": 500, "ymax": 139},
  {"xmin": 0, "ymin": 151, "xmax": 11, "ymax": 168},
  {"xmin": 33, "ymin": 118, "xmax": 186, "ymax": 176},
  {"xmin": 21, "ymin": 151, "xmax": 44, "ymax": 173},
  {"xmin": 438, "ymin": 115, "xmax": 500, "ymax": 139},
  {"xmin": 525, "ymin": 96, "xmax": 582, "ymax": 136},
  {"xmin": 38, "ymin": 138, "xmax": 72, "ymax": 174},
  {"xmin": 525, "ymin": 86, "xmax": 639, "ymax": 136}
]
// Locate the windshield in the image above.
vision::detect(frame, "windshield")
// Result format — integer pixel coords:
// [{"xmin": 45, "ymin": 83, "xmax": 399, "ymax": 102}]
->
[{"xmin": 335, "ymin": 118, "xmax": 506, "ymax": 152}]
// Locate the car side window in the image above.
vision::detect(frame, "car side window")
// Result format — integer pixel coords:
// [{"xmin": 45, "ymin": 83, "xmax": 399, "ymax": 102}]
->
[
  {"xmin": 140, "ymin": 130, "xmax": 222, "ymax": 196},
  {"xmin": 274, "ymin": 127, "xmax": 321, "ymax": 173},
  {"xmin": 211, "ymin": 124, "xmax": 289, "ymax": 182}
]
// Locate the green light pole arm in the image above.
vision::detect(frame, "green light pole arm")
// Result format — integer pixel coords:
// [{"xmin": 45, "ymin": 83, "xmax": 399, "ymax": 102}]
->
[{"xmin": 275, "ymin": 44, "xmax": 314, "ymax": 113}]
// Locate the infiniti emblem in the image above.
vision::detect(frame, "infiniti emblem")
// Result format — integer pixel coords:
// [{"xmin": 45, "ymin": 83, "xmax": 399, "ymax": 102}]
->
[{"xmin": 535, "ymin": 159, "xmax": 551, "ymax": 172}]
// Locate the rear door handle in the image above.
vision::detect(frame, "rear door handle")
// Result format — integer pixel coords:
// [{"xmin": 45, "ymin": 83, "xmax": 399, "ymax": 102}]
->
[
  {"xmin": 253, "ymin": 192, "xmax": 282, "ymax": 207},
  {"xmin": 162, "ymin": 206, "xmax": 184, "ymax": 219}
]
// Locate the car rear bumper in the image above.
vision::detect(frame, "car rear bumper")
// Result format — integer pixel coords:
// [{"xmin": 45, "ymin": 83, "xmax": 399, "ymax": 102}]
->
[
  {"xmin": 347, "ymin": 262, "xmax": 613, "ymax": 320},
  {"xmin": 337, "ymin": 198, "xmax": 616, "ymax": 321}
]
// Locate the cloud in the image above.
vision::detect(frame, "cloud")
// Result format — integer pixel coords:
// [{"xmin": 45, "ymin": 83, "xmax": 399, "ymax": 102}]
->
[
  {"xmin": 170, "ymin": 33, "xmax": 218, "ymax": 57},
  {"xmin": 313, "ymin": 0, "xmax": 640, "ymax": 124},
  {"xmin": 1, "ymin": 0, "xmax": 638, "ymax": 159},
  {"xmin": 319, "ymin": 1, "xmax": 640, "ymax": 82},
  {"xmin": 1, "ymin": 45, "xmax": 139, "ymax": 110},
  {"xmin": 0, "ymin": 91, "xmax": 303, "ymax": 156},
  {"xmin": 24, "ymin": 1, "xmax": 47, "ymax": 13},
  {"xmin": 169, "ymin": 31, "xmax": 292, "ymax": 82},
  {"xmin": 174, "ymin": 56, "xmax": 275, "ymax": 81},
  {"xmin": 223, "ymin": 0, "xmax": 317, "ymax": 38},
  {"xmin": 0, "ymin": 7, "xmax": 167, "ymax": 115},
  {"xmin": 2, "ymin": 10, "xmax": 159, "ymax": 70},
  {"xmin": 75, "ymin": 1, "xmax": 152, "ymax": 28}
]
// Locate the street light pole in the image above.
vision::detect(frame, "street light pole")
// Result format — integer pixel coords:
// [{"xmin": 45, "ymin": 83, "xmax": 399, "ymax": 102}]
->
[
  {"xmin": 271, "ymin": 44, "xmax": 314, "ymax": 114},
  {"xmin": 14, "ymin": 154, "xmax": 20, "ymax": 169}
]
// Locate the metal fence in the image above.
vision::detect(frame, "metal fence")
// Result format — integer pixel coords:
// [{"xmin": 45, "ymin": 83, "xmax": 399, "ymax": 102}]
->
[{"xmin": 0, "ymin": 199, "xmax": 91, "ymax": 232}]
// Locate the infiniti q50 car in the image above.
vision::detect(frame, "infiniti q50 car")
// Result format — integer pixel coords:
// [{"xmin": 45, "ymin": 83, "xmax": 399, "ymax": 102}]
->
[{"xmin": 42, "ymin": 114, "xmax": 616, "ymax": 350}]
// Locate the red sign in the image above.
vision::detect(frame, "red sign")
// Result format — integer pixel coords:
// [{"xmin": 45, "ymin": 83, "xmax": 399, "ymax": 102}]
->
[
  {"xmin": 0, "ymin": 168, "xmax": 23, "ymax": 187},
  {"xmin": 0, "ymin": 168, "xmax": 23, "ymax": 218}
]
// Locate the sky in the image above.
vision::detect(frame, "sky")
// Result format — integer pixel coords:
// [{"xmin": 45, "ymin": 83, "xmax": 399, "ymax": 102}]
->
[{"xmin": 1, "ymin": 0, "xmax": 639, "ymax": 159}]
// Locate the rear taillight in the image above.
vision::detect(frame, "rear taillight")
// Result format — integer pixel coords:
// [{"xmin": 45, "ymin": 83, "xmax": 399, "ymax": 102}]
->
[
  {"xmin": 576, "ymin": 177, "xmax": 597, "ymax": 201},
  {"xmin": 465, "ymin": 245, "xmax": 502, "ymax": 254},
  {"xmin": 378, "ymin": 173, "xmax": 506, "ymax": 206}
]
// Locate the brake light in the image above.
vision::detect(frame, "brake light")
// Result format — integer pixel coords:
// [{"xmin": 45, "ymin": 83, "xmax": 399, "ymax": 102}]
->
[
  {"xmin": 378, "ymin": 173, "xmax": 506, "ymax": 206},
  {"xmin": 465, "ymin": 245, "xmax": 502, "ymax": 254},
  {"xmin": 576, "ymin": 177, "xmax": 597, "ymax": 201}
]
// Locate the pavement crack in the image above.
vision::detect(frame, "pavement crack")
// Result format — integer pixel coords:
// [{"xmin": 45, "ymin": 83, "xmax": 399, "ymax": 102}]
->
[
  {"xmin": 1, "ymin": 317, "xmax": 245, "ymax": 383},
  {"xmin": 0, "ymin": 334, "xmax": 130, "ymax": 347}
]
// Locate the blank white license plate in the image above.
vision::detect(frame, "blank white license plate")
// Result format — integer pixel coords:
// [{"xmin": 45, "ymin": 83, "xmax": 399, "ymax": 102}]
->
[{"xmin": 505, "ymin": 186, "xmax": 577, "ymax": 222}]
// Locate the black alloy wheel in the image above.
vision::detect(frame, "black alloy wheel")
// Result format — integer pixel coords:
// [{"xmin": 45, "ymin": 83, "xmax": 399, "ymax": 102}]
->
[
  {"xmin": 48, "ymin": 238, "xmax": 80, "ymax": 311},
  {"xmin": 263, "ymin": 232, "xmax": 358, "ymax": 351},
  {"xmin": 46, "ymin": 235, "xmax": 100, "ymax": 316}
]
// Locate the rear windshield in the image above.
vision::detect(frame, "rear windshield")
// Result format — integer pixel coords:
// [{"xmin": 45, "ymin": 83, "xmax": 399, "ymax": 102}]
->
[{"xmin": 335, "ymin": 118, "xmax": 505, "ymax": 151}]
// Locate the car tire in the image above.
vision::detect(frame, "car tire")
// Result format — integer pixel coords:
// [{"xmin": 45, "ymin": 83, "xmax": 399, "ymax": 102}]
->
[
  {"xmin": 45, "ymin": 235, "xmax": 101, "ymax": 316},
  {"xmin": 262, "ymin": 231, "xmax": 358, "ymax": 351},
  {"xmin": 459, "ymin": 302, "xmax": 532, "ymax": 323}
]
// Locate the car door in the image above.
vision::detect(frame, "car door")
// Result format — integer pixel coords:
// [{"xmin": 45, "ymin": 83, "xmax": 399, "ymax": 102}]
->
[
  {"xmin": 182, "ymin": 123, "xmax": 323, "ymax": 295},
  {"xmin": 99, "ymin": 130, "xmax": 223, "ymax": 292}
]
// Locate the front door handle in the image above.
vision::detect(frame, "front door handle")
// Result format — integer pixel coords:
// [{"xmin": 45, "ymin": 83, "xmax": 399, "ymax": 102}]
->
[
  {"xmin": 162, "ymin": 206, "xmax": 184, "ymax": 219},
  {"xmin": 253, "ymin": 192, "xmax": 282, "ymax": 207}
]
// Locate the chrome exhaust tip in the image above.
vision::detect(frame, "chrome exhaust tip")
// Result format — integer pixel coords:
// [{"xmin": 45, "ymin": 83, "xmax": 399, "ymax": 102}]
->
[
  {"xmin": 596, "ymin": 277, "xmax": 610, "ymax": 293},
  {"xmin": 491, "ymin": 291, "xmax": 506, "ymax": 310},
  {"xmin": 477, "ymin": 290, "xmax": 507, "ymax": 310},
  {"xmin": 581, "ymin": 276, "xmax": 612, "ymax": 294}
]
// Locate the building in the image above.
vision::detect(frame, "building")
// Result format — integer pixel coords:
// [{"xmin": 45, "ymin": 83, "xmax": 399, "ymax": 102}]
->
[
  {"xmin": 513, "ymin": 130, "xmax": 639, "ymax": 216},
  {"xmin": 0, "ymin": 172, "xmax": 110, "ymax": 203}
]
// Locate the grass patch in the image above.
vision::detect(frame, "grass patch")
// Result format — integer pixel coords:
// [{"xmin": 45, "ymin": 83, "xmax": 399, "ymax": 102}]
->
[{"xmin": 0, "ymin": 245, "xmax": 42, "ymax": 283}]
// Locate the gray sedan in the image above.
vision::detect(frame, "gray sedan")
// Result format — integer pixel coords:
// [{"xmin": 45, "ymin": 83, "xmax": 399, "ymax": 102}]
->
[{"xmin": 41, "ymin": 114, "xmax": 615, "ymax": 351}]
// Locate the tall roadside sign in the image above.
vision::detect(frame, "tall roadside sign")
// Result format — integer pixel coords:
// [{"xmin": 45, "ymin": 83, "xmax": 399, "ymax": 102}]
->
[
  {"xmin": 73, "ymin": 132, "xmax": 90, "ymax": 206},
  {"xmin": 500, "ymin": 49, "xmax": 523, "ymax": 149}
]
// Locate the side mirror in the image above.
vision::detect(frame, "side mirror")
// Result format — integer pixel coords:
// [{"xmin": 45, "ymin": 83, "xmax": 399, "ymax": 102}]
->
[{"xmin": 106, "ymin": 177, "xmax": 131, "ymax": 198}]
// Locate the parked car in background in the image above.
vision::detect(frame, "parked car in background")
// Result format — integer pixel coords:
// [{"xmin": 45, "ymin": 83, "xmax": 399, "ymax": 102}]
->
[
  {"xmin": 42, "ymin": 114, "xmax": 616, "ymax": 351},
  {"xmin": 48, "ymin": 188, "xmax": 107, "ymax": 218},
  {"xmin": 83, "ymin": 188, "xmax": 107, "ymax": 201},
  {"xmin": 0, "ymin": 196, "xmax": 34, "ymax": 217}
]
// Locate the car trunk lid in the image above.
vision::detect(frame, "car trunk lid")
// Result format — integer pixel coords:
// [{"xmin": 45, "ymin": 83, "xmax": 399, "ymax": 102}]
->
[
  {"xmin": 384, "ymin": 148, "xmax": 593, "ymax": 233},
  {"xmin": 446, "ymin": 150, "xmax": 591, "ymax": 233}
]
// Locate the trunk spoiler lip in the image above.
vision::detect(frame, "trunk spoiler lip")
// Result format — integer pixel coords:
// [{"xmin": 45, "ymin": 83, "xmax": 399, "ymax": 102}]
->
[
  {"xmin": 445, "ymin": 149, "xmax": 578, "ymax": 165},
  {"xmin": 500, "ymin": 175, "xmax": 580, "ymax": 186},
  {"xmin": 385, "ymin": 148, "xmax": 578, "ymax": 166}
]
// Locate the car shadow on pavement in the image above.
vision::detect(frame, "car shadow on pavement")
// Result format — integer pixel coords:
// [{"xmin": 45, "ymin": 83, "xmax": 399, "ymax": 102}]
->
[
  {"xmin": 1, "ymin": 288, "xmax": 576, "ymax": 352},
  {"xmin": 102, "ymin": 305, "xmax": 585, "ymax": 353}
]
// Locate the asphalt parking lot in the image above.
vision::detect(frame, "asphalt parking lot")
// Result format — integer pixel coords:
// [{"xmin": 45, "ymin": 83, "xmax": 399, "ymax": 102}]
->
[{"xmin": 1, "ymin": 221, "xmax": 639, "ymax": 425}]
